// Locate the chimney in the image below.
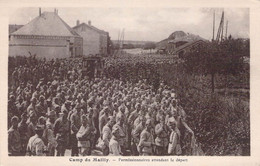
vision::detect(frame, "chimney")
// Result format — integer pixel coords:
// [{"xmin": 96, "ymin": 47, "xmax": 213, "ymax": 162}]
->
[
  {"xmin": 39, "ymin": 8, "xmax": 41, "ymax": 16},
  {"xmin": 77, "ymin": 20, "xmax": 80, "ymax": 26},
  {"xmin": 88, "ymin": 20, "xmax": 91, "ymax": 26},
  {"xmin": 54, "ymin": 8, "xmax": 58, "ymax": 14}
]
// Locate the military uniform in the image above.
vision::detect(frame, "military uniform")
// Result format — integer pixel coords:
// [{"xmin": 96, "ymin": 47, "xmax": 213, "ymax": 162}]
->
[
  {"xmin": 155, "ymin": 123, "xmax": 169, "ymax": 155},
  {"xmin": 76, "ymin": 125, "xmax": 91, "ymax": 156},
  {"xmin": 113, "ymin": 123, "xmax": 127, "ymax": 155},
  {"xmin": 102, "ymin": 124, "xmax": 112, "ymax": 155},
  {"xmin": 8, "ymin": 126, "xmax": 22, "ymax": 156},
  {"xmin": 27, "ymin": 134, "xmax": 46, "ymax": 156},
  {"xmin": 36, "ymin": 102, "xmax": 48, "ymax": 117},
  {"xmin": 138, "ymin": 129, "xmax": 154, "ymax": 156},
  {"xmin": 53, "ymin": 117, "xmax": 70, "ymax": 156},
  {"xmin": 99, "ymin": 113, "xmax": 108, "ymax": 136},
  {"xmin": 70, "ymin": 111, "xmax": 81, "ymax": 156},
  {"xmin": 44, "ymin": 121, "xmax": 57, "ymax": 156},
  {"xmin": 27, "ymin": 122, "xmax": 36, "ymax": 138},
  {"xmin": 109, "ymin": 136, "xmax": 121, "ymax": 156},
  {"xmin": 18, "ymin": 121, "xmax": 29, "ymax": 156},
  {"xmin": 131, "ymin": 122, "xmax": 144, "ymax": 155}
]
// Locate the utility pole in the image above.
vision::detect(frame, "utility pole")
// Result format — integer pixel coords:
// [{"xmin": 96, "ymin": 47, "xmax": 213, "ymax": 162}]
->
[
  {"xmin": 216, "ymin": 11, "xmax": 224, "ymax": 43},
  {"xmin": 118, "ymin": 30, "xmax": 120, "ymax": 49},
  {"xmin": 225, "ymin": 21, "xmax": 228, "ymax": 39},
  {"xmin": 220, "ymin": 11, "xmax": 224, "ymax": 41},
  {"xmin": 212, "ymin": 10, "xmax": 215, "ymax": 41},
  {"xmin": 122, "ymin": 28, "xmax": 125, "ymax": 49}
]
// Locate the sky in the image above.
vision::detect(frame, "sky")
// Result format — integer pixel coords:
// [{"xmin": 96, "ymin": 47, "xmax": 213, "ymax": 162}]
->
[{"xmin": 9, "ymin": 8, "xmax": 249, "ymax": 42}]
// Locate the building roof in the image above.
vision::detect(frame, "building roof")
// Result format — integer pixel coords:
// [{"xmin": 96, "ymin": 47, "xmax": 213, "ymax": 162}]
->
[
  {"xmin": 168, "ymin": 33, "xmax": 206, "ymax": 43},
  {"xmin": 156, "ymin": 31, "xmax": 206, "ymax": 49},
  {"xmin": 73, "ymin": 23, "xmax": 108, "ymax": 35},
  {"xmin": 9, "ymin": 24, "xmax": 23, "ymax": 34},
  {"xmin": 11, "ymin": 12, "xmax": 80, "ymax": 37},
  {"xmin": 174, "ymin": 40, "xmax": 207, "ymax": 53}
]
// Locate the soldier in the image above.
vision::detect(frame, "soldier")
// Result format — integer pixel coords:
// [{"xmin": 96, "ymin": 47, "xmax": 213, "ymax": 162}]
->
[
  {"xmin": 77, "ymin": 115, "xmax": 91, "ymax": 156},
  {"xmin": 8, "ymin": 95, "xmax": 18, "ymax": 127},
  {"xmin": 155, "ymin": 115, "xmax": 169, "ymax": 155},
  {"xmin": 109, "ymin": 127, "xmax": 122, "ymax": 156},
  {"xmin": 35, "ymin": 95, "xmax": 47, "ymax": 117},
  {"xmin": 44, "ymin": 110, "xmax": 57, "ymax": 156},
  {"xmin": 18, "ymin": 113, "xmax": 29, "ymax": 156},
  {"xmin": 61, "ymin": 100, "xmax": 71, "ymax": 115},
  {"xmin": 8, "ymin": 116, "xmax": 22, "ymax": 156},
  {"xmin": 131, "ymin": 115, "xmax": 146, "ymax": 156},
  {"xmin": 27, "ymin": 112, "xmax": 37, "ymax": 138},
  {"xmin": 138, "ymin": 119, "xmax": 155, "ymax": 156},
  {"xmin": 127, "ymin": 103, "xmax": 141, "ymax": 152},
  {"xmin": 26, "ymin": 125, "xmax": 46, "ymax": 156},
  {"xmin": 133, "ymin": 110, "xmax": 145, "ymax": 129},
  {"xmin": 27, "ymin": 97, "xmax": 37, "ymax": 115},
  {"xmin": 99, "ymin": 107, "xmax": 109, "ymax": 136},
  {"xmin": 87, "ymin": 108, "xmax": 97, "ymax": 150},
  {"xmin": 102, "ymin": 116, "xmax": 115, "ymax": 155},
  {"xmin": 70, "ymin": 104, "xmax": 82, "ymax": 156},
  {"xmin": 113, "ymin": 114, "xmax": 127, "ymax": 155},
  {"xmin": 15, "ymin": 95, "xmax": 24, "ymax": 117},
  {"xmin": 168, "ymin": 119, "xmax": 181, "ymax": 155},
  {"xmin": 54, "ymin": 109, "xmax": 70, "ymax": 156}
]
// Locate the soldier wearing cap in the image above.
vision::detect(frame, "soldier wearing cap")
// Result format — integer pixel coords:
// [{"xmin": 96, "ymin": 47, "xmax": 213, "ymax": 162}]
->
[
  {"xmin": 155, "ymin": 115, "xmax": 169, "ymax": 155},
  {"xmin": 138, "ymin": 119, "xmax": 155, "ymax": 156},
  {"xmin": 26, "ymin": 124, "xmax": 46, "ymax": 156},
  {"xmin": 109, "ymin": 126, "xmax": 122, "ymax": 156},
  {"xmin": 27, "ymin": 112, "xmax": 37, "ymax": 138},
  {"xmin": 8, "ymin": 95, "xmax": 18, "ymax": 126},
  {"xmin": 131, "ymin": 115, "xmax": 146, "ymax": 156},
  {"xmin": 8, "ymin": 116, "xmax": 22, "ymax": 156},
  {"xmin": 53, "ymin": 109, "xmax": 70, "ymax": 156},
  {"xmin": 44, "ymin": 110, "xmax": 57, "ymax": 156},
  {"xmin": 112, "ymin": 114, "xmax": 127, "ymax": 155},
  {"xmin": 46, "ymin": 110, "xmax": 56, "ymax": 130},
  {"xmin": 87, "ymin": 108, "xmax": 97, "ymax": 150},
  {"xmin": 99, "ymin": 107, "xmax": 109, "ymax": 136},
  {"xmin": 168, "ymin": 118, "xmax": 181, "ymax": 155},
  {"xmin": 70, "ymin": 103, "xmax": 82, "ymax": 156},
  {"xmin": 18, "ymin": 113, "xmax": 29, "ymax": 156},
  {"xmin": 76, "ymin": 114, "xmax": 91, "ymax": 156},
  {"xmin": 102, "ymin": 116, "xmax": 115, "ymax": 155},
  {"xmin": 36, "ymin": 95, "xmax": 47, "ymax": 117},
  {"xmin": 27, "ymin": 97, "xmax": 37, "ymax": 116}
]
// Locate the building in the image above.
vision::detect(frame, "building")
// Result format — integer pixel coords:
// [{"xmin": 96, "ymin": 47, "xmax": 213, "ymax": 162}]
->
[
  {"xmin": 73, "ymin": 20, "xmax": 111, "ymax": 56},
  {"xmin": 9, "ymin": 24, "xmax": 23, "ymax": 34},
  {"xmin": 173, "ymin": 40, "xmax": 206, "ymax": 57},
  {"xmin": 9, "ymin": 10, "xmax": 83, "ymax": 59},
  {"xmin": 156, "ymin": 31, "xmax": 207, "ymax": 56}
]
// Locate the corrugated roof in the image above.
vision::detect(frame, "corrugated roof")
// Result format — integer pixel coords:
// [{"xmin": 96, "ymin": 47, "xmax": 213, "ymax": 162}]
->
[{"xmin": 11, "ymin": 12, "xmax": 80, "ymax": 37}]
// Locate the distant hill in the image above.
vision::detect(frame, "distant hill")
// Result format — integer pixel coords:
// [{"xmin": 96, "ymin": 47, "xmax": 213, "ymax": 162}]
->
[{"xmin": 156, "ymin": 31, "xmax": 206, "ymax": 49}]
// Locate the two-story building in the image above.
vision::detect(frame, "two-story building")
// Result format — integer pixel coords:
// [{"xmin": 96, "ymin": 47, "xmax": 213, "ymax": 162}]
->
[{"xmin": 9, "ymin": 11, "xmax": 83, "ymax": 59}]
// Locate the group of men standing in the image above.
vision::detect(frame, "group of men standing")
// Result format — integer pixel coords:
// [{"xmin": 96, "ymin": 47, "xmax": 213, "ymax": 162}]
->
[{"xmin": 8, "ymin": 57, "xmax": 195, "ymax": 156}]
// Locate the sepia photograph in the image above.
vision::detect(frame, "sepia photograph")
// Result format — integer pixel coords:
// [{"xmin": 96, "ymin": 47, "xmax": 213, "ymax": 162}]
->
[{"xmin": 7, "ymin": 7, "xmax": 250, "ymax": 157}]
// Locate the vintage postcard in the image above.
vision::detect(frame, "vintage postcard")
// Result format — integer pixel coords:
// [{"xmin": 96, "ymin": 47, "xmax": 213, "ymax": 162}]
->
[{"xmin": 0, "ymin": 0, "xmax": 259, "ymax": 166}]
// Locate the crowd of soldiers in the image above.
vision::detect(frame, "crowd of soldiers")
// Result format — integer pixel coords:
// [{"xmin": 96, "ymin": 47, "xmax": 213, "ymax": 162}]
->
[{"xmin": 8, "ymin": 56, "xmax": 196, "ymax": 156}]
